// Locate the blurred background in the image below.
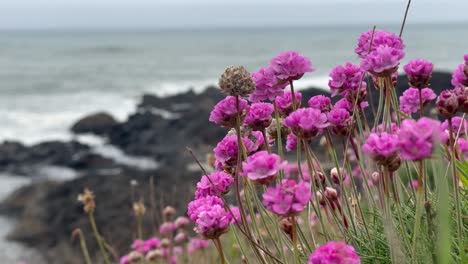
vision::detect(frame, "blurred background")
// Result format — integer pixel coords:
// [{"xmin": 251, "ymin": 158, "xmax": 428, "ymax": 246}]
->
[{"xmin": 0, "ymin": 0, "xmax": 466, "ymax": 263}]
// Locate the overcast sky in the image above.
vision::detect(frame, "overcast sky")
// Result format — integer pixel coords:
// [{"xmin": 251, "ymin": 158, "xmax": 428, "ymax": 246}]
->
[{"xmin": 1, "ymin": 0, "xmax": 467, "ymax": 29}]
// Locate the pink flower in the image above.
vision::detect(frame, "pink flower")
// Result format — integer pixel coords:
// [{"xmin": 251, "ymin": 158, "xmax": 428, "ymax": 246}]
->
[
  {"xmin": 441, "ymin": 116, "xmax": 467, "ymax": 135},
  {"xmin": 284, "ymin": 108, "xmax": 329, "ymax": 139},
  {"xmin": 362, "ymin": 132, "xmax": 399, "ymax": 165},
  {"xmin": 361, "ymin": 45, "xmax": 405, "ymax": 74},
  {"xmin": 286, "ymin": 134, "xmax": 298, "ymax": 152},
  {"xmin": 457, "ymin": 138, "xmax": 468, "ymax": 159},
  {"xmin": 355, "ymin": 29, "xmax": 405, "ymax": 59},
  {"xmin": 194, "ymin": 204, "xmax": 232, "ymax": 239},
  {"xmin": 399, "ymin": 87, "xmax": 436, "ymax": 114},
  {"xmin": 328, "ymin": 62, "xmax": 366, "ymax": 97},
  {"xmin": 308, "ymin": 241, "xmax": 360, "ymax": 264},
  {"xmin": 213, "ymin": 134, "xmax": 256, "ymax": 167},
  {"xmin": 269, "ymin": 51, "xmax": 314, "ymax": 82},
  {"xmin": 308, "ymin": 95, "xmax": 332, "ymax": 112},
  {"xmin": 250, "ymin": 67, "xmax": 287, "ymax": 102},
  {"xmin": 195, "ymin": 171, "xmax": 234, "ymax": 198},
  {"xmin": 451, "ymin": 63, "xmax": 468, "ymax": 88},
  {"xmin": 187, "ymin": 195, "xmax": 224, "ymax": 222},
  {"xmin": 120, "ymin": 255, "xmax": 130, "ymax": 264},
  {"xmin": 188, "ymin": 238, "xmax": 210, "ymax": 253},
  {"xmin": 262, "ymin": 179, "xmax": 311, "ymax": 216},
  {"xmin": 403, "ymin": 59, "xmax": 434, "ymax": 88},
  {"xmin": 327, "ymin": 108, "xmax": 353, "ymax": 136},
  {"xmin": 275, "ymin": 90, "xmax": 302, "ymax": 116},
  {"xmin": 241, "ymin": 151, "xmax": 287, "ymax": 184},
  {"xmin": 143, "ymin": 238, "xmax": 161, "ymax": 253},
  {"xmin": 436, "ymin": 89, "xmax": 459, "ymax": 118},
  {"xmin": 244, "ymin": 102, "xmax": 274, "ymax": 130},
  {"xmin": 159, "ymin": 222, "xmax": 176, "ymax": 235},
  {"xmin": 398, "ymin": 117, "xmax": 446, "ymax": 161},
  {"xmin": 209, "ymin": 96, "xmax": 249, "ymax": 128},
  {"xmin": 174, "ymin": 216, "xmax": 190, "ymax": 229},
  {"xmin": 131, "ymin": 239, "xmax": 145, "ymax": 253},
  {"xmin": 334, "ymin": 98, "xmax": 368, "ymax": 112}
]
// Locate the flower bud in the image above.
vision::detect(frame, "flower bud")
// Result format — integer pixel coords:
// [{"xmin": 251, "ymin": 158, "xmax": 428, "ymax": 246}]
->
[
  {"xmin": 325, "ymin": 187, "xmax": 338, "ymax": 201},
  {"xmin": 174, "ymin": 231, "xmax": 187, "ymax": 245},
  {"xmin": 267, "ymin": 118, "xmax": 290, "ymax": 140},
  {"xmin": 145, "ymin": 249, "xmax": 163, "ymax": 262},
  {"xmin": 330, "ymin": 167, "xmax": 346, "ymax": 185},
  {"xmin": 160, "ymin": 238, "xmax": 171, "ymax": 248},
  {"xmin": 436, "ymin": 89, "xmax": 459, "ymax": 118},
  {"xmin": 174, "ymin": 216, "xmax": 190, "ymax": 229},
  {"xmin": 163, "ymin": 206, "xmax": 176, "ymax": 221}
]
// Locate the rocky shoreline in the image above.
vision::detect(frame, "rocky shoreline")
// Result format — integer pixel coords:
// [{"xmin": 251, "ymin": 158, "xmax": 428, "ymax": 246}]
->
[{"xmin": 0, "ymin": 71, "xmax": 453, "ymax": 263}]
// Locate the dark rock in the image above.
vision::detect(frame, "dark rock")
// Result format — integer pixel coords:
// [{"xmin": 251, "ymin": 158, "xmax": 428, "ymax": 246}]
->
[{"xmin": 71, "ymin": 112, "xmax": 118, "ymax": 135}]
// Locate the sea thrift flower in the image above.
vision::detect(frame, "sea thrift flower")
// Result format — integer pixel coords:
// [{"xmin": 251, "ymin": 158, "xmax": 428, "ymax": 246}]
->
[
  {"xmin": 284, "ymin": 108, "xmax": 329, "ymax": 139},
  {"xmin": 451, "ymin": 62, "xmax": 468, "ymax": 88},
  {"xmin": 308, "ymin": 95, "xmax": 332, "ymax": 112},
  {"xmin": 327, "ymin": 108, "xmax": 353, "ymax": 136},
  {"xmin": 442, "ymin": 116, "xmax": 467, "ymax": 135},
  {"xmin": 218, "ymin": 65, "xmax": 255, "ymax": 97},
  {"xmin": 195, "ymin": 171, "xmax": 234, "ymax": 198},
  {"xmin": 455, "ymin": 86, "xmax": 468, "ymax": 113},
  {"xmin": 286, "ymin": 134, "xmax": 298, "ymax": 152},
  {"xmin": 330, "ymin": 167, "xmax": 347, "ymax": 185},
  {"xmin": 244, "ymin": 102, "xmax": 274, "ymax": 130},
  {"xmin": 403, "ymin": 59, "xmax": 434, "ymax": 88},
  {"xmin": 308, "ymin": 241, "xmax": 360, "ymax": 264},
  {"xmin": 262, "ymin": 179, "xmax": 311, "ymax": 216},
  {"xmin": 398, "ymin": 117, "xmax": 446, "ymax": 161},
  {"xmin": 436, "ymin": 89, "xmax": 459, "ymax": 118},
  {"xmin": 188, "ymin": 238, "xmax": 210, "ymax": 253},
  {"xmin": 241, "ymin": 151, "xmax": 287, "ymax": 185},
  {"xmin": 159, "ymin": 222, "xmax": 176, "ymax": 235},
  {"xmin": 399, "ymin": 87, "xmax": 436, "ymax": 114},
  {"xmin": 250, "ymin": 67, "xmax": 287, "ymax": 102},
  {"xmin": 355, "ymin": 29, "xmax": 405, "ymax": 59},
  {"xmin": 269, "ymin": 51, "xmax": 314, "ymax": 82},
  {"xmin": 328, "ymin": 62, "xmax": 366, "ymax": 97},
  {"xmin": 334, "ymin": 98, "xmax": 368, "ymax": 112},
  {"xmin": 209, "ymin": 96, "xmax": 249, "ymax": 128},
  {"xmin": 174, "ymin": 216, "xmax": 190, "ymax": 229},
  {"xmin": 187, "ymin": 195, "xmax": 224, "ymax": 222},
  {"xmin": 457, "ymin": 138, "xmax": 468, "ymax": 159},
  {"xmin": 213, "ymin": 134, "xmax": 256, "ymax": 167},
  {"xmin": 361, "ymin": 45, "xmax": 405, "ymax": 75},
  {"xmin": 275, "ymin": 90, "xmax": 302, "ymax": 116},
  {"xmin": 362, "ymin": 132, "xmax": 399, "ymax": 166},
  {"xmin": 143, "ymin": 238, "xmax": 161, "ymax": 253},
  {"xmin": 194, "ymin": 204, "xmax": 232, "ymax": 239},
  {"xmin": 131, "ymin": 239, "xmax": 145, "ymax": 253}
]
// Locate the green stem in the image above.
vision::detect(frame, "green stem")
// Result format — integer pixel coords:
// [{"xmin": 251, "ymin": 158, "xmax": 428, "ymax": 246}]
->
[{"xmin": 88, "ymin": 212, "xmax": 111, "ymax": 264}]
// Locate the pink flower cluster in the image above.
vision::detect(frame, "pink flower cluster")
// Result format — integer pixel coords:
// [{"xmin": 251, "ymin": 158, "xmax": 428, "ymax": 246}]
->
[
  {"xmin": 327, "ymin": 108, "xmax": 353, "ymax": 136},
  {"xmin": 275, "ymin": 90, "xmax": 303, "ymax": 116},
  {"xmin": 262, "ymin": 179, "xmax": 311, "ymax": 216},
  {"xmin": 284, "ymin": 108, "xmax": 329, "ymax": 139},
  {"xmin": 441, "ymin": 116, "xmax": 467, "ymax": 135},
  {"xmin": 195, "ymin": 171, "xmax": 234, "ymax": 198},
  {"xmin": 403, "ymin": 58, "xmax": 434, "ymax": 88},
  {"xmin": 361, "ymin": 45, "xmax": 405, "ymax": 74},
  {"xmin": 241, "ymin": 150, "xmax": 287, "ymax": 185},
  {"xmin": 398, "ymin": 117, "xmax": 446, "ymax": 161},
  {"xmin": 187, "ymin": 238, "xmax": 210, "ymax": 253},
  {"xmin": 250, "ymin": 67, "xmax": 287, "ymax": 102},
  {"xmin": 399, "ymin": 87, "xmax": 436, "ymax": 114},
  {"xmin": 209, "ymin": 96, "xmax": 249, "ymax": 128},
  {"xmin": 269, "ymin": 51, "xmax": 315, "ymax": 82},
  {"xmin": 213, "ymin": 133, "xmax": 260, "ymax": 168},
  {"xmin": 187, "ymin": 195, "xmax": 232, "ymax": 239},
  {"xmin": 355, "ymin": 30, "xmax": 405, "ymax": 59},
  {"xmin": 451, "ymin": 55, "xmax": 468, "ymax": 88},
  {"xmin": 308, "ymin": 95, "xmax": 332, "ymax": 113},
  {"xmin": 286, "ymin": 134, "xmax": 298, "ymax": 152},
  {"xmin": 244, "ymin": 102, "xmax": 274, "ymax": 130},
  {"xmin": 362, "ymin": 132, "xmax": 399, "ymax": 166},
  {"xmin": 328, "ymin": 62, "xmax": 366, "ymax": 97},
  {"xmin": 308, "ymin": 241, "xmax": 360, "ymax": 264}
]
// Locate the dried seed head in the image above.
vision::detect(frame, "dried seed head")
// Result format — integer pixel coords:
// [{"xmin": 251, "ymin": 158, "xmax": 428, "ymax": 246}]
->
[
  {"xmin": 219, "ymin": 66, "xmax": 255, "ymax": 97},
  {"xmin": 145, "ymin": 249, "xmax": 163, "ymax": 262},
  {"xmin": 128, "ymin": 251, "xmax": 143, "ymax": 263},
  {"xmin": 133, "ymin": 200, "xmax": 146, "ymax": 217},
  {"xmin": 77, "ymin": 188, "xmax": 95, "ymax": 213}
]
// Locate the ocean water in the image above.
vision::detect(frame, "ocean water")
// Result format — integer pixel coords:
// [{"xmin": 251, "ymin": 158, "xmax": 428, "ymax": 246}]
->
[{"xmin": 0, "ymin": 24, "xmax": 467, "ymax": 144}]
